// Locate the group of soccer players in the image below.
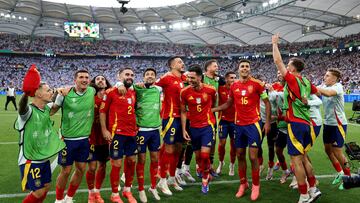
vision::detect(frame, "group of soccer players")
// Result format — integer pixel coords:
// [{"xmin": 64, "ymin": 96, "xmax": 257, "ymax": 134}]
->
[{"xmin": 17, "ymin": 33, "xmax": 351, "ymax": 203}]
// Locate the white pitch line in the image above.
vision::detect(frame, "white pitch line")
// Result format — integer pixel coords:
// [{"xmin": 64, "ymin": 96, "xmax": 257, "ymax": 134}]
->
[
  {"xmin": 0, "ymin": 142, "xmax": 17, "ymax": 145},
  {"xmin": 0, "ymin": 174, "xmax": 336, "ymax": 199}
]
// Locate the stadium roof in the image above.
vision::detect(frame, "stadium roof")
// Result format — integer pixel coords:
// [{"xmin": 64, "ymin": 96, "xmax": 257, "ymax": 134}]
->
[{"xmin": 0, "ymin": 0, "xmax": 359, "ymax": 45}]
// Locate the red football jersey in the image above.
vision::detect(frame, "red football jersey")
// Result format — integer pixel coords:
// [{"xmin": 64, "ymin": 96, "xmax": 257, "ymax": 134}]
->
[
  {"xmin": 283, "ymin": 71, "xmax": 317, "ymax": 125},
  {"xmin": 99, "ymin": 87, "xmax": 137, "ymax": 136},
  {"xmin": 89, "ymin": 96, "xmax": 108, "ymax": 145},
  {"xmin": 229, "ymin": 77, "xmax": 266, "ymax": 126},
  {"xmin": 180, "ymin": 84, "xmax": 216, "ymax": 128},
  {"xmin": 272, "ymin": 82, "xmax": 284, "ymax": 92},
  {"xmin": 218, "ymin": 85, "xmax": 235, "ymax": 122},
  {"xmin": 156, "ymin": 72, "xmax": 184, "ymax": 119}
]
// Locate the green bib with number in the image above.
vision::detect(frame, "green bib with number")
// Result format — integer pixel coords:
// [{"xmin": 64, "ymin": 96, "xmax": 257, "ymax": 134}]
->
[
  {"xmin": 61, "ymin": 87, "xmax": 95, "ymax": 138},
  {"xmin": 134, "ymin": 85, "xmax": 162, "ymax": 128},
  {"xmin": 15, "ymin": 104, "xmax": 65, "ymax": 161}
]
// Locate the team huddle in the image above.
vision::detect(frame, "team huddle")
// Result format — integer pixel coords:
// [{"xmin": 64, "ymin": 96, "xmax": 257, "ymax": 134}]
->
[{"xmin": 17, "ymin": 34, "xmax": 350, "ymax": 203}]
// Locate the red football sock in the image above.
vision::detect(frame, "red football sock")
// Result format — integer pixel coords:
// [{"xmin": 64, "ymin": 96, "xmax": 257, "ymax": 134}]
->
[
  {"xmin": 200, "ymin": 152, "xmax": 210, "ymax": 180},
  {"xmin": 280, "ymin": 161, "xmax": 288, "ymax": 170},
  {"xmin": 169, "ymin": 152, "xmax": 179, "ymax": 177},
  {"xmin": 125, "ymin": 158, "xmax": 136, "ymax": 187},
  {"xmin": 332, "ymin": 162, "xmax": 342, "ymax": 173},
  {"xmin": 251, "ymin": 169, "xmax": 260, "ymax": 186},
  {"xmin": 307, "ymin": 176, "xmax": 316, "ymax": 188},
  {"xmin": 67, "ymin": 184, "xmax": 79, "ymax": 197},
  {"xmin": 150, "ymin": 161, "xmax": 158, "ymax": 189},
  {"xmin": 218, "ymin": 144, "xmax": 225, "ymax": 162},
  {"xmin": 298, "ymin": 184, "xmax": 308, "ymax": 195},
  {"xmin": 23, "ymin": 193, "xmax": 40, "ymax": 203},
  {"xmin": 110, "ymin": 165, "xmax": 121, "ymax": 193},
  {"xmin": 95, "ymin": 166, "xmax": 106, "ymax": 190},
  {"xmin": 268, "ymin": 161, "xmax": 274, "ymax": 168},
  {"xmin": 258, "ymin": 157, "xmax": 263, "ymax": 166},
  {"xmin": 39, "ymin": 191, "xmax": 48, "ymax": 202},
  {"xmin": 86, "ymin": 171, "xmax": 95, "ymax": 190},
  {"xmin": 160, "ymin": 151, "xmax": 171, "ymax": 178},
  {"xmin": 158, "ymin": 144, "xmax": 165, "ymax": 168},
  {"xmin": 343, "ymin": 167, "xmax": 351, "ymax": 176},
  {"xmin": 238, "ymin": 167, "xmax": 247, "ymax": 184},
  {"xmin": 136, "ymin": 162, "xmax": 145, "ymax": 191},
  {"xmin": 230, "ymin": 139, "xmax": 236, "ymax": 164},
  {"xmin": 56, "ymin": 186, "xmax": 65, "ymax": 200}
]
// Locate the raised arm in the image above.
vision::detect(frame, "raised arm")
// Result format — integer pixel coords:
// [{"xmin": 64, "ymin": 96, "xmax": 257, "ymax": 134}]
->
[
  {"xmin": 18, "ymin": 94, "xmax": 29, "ymax": 115},
  {"xmin": 272, "ymin": 34, "xmax": 287, "ymax": 77}
]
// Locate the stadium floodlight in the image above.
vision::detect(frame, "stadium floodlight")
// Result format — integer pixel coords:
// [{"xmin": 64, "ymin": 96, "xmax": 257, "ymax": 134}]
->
[
  {"xmin": 1, "ymin": 13, "xmax": 4, "ymax": 17},
  {"xmin": 24, "ymin": 17, "xmax": 27, "ymax": 20}
]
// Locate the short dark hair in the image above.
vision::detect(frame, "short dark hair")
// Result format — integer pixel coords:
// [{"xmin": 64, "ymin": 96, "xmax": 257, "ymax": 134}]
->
[
  {"xmin": 143, "ymin": 68, "xmax": 157, "ymax": 77},
  {"xmin": 289, "ymin": 57, "xmax": 305, "ymax": 72},
  {"xmin": 188, "ymin": 64, "xmax": 203, "ymax": 77},
  {"xmin": 74, "ymin": 70, "xmax": 89, "ymax": 79},
  {"xmin": 225, "ymin": 71, "xmax": 236, "ymax": 78},
  {"xmin": 167, "ymin": 56, "xmax": 181, "ymax": 69},
  {"xmin": 118, "ymin": 67, "xmax": 133, "ymax": 75},
  {"xmin": 238, "ymin": 59, "xmax": 251, "ymax": 66},
  {"xmin": 327, "ymin": 68, "xmax": 341, "ymax": 81},
  {"xmin": 203, "ymin": 59, "xmax": 217, "ymax": 72}
]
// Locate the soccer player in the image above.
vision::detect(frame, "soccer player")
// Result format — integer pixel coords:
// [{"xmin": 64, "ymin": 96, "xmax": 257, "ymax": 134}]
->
[
  {"xmin": 100, "ymin": 68, "xmax": 137, "ymax": 203},
  {"xmin": 52, "ymin": 70, "xmax": 95, "ymax": 203},
  {"xmin": 317, "ymin": 68, "xmax": 351, "ymax": 189},
  {"xmin": 16, "ymin": 81, "xmax": 65, "ymax": 203},
  {"xmin": 203, "ymin": 59, "xmax": 222, "ymax": 177},
  {"xmin": 259, "ymin": 81, "xmax": 285, "ymax": 181},
  {"xmin": 156, "ymin": 56, "xmax": 185, "ymax": 194},
  {"xmin": 180, "ymin": 64, "xmax": 217, "ymax": 194},
  {"xmin": 216, "ymin": 71, "xmax": 237, "ymax": 176},
  {"xmin": 272, "ymin": 33, "xmax": 321, "ymax": 202},
  {"xmin": 272, "ymin": 72, "xmax": 292, "ymax": 184},
  {"xmin": 86, "ymin": 75, "xmax": 112, "ymax": 203},
  {"xmin": 134, "ymin": 68, "xmax": 162, "ymax": 202},
  {"xmin": 213, "ymin": 59, "xmax": 271, "ymax": 201}
]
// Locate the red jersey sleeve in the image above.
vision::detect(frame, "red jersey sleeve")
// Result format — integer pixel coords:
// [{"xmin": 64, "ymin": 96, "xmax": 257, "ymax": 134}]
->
[
  {"xmin": 310, "ymin": 84, "xmax": 318, "ymax": 94},
  {"xmin": 284, "ymin": 71, "xmax": 301, "ymax": 99},
  {"xmin": 229, "ymin": 83, "xmax": 235, "ymax": 99},
  {"xmin": 180, "ymin": 89, "xmax": 187, "ymax": 106},
  {"xmin": 155, "ymin": 74, "xmax": 168, "ymax": 88},
  {"xmin": 99, "ymin": 89, "xmax": 113, "ymax": 114}
]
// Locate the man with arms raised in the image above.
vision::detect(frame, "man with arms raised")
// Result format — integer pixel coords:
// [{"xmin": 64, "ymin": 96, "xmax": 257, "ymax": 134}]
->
[{"xmin": 272, "ymin": 34, "xmax": 321, "ymax": 202}]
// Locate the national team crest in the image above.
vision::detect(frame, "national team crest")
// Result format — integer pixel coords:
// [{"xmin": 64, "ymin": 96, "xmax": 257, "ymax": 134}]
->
[
  {"xmin": 248, "ymin": 85, "xmax": 254, "ymax": 94},
  {"xmin": 196, "ymin": 98, "xmax": 201, "ymax": 104},
  {"xmin": 241, "ymin": 90, "xmax": 246, "ymax": 96},
  {"xmin": 127, "ymin": 98, "xmax": 132, "ymax": 104},
  {"xmin": 202, "ymin": 93, "xmax": 208, "ymax": 101},
  {"xmin": 35, "ymin": 179, "xmax": 41, "ymax": 187}
]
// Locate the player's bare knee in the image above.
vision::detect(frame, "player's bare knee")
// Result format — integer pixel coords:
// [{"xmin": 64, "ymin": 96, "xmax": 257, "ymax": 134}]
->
[{"xmin": 61, "ymin": 166, "xmax": 72, "ymax": 177}]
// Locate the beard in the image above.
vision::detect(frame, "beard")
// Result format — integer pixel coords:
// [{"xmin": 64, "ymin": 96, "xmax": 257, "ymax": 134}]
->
[{"xmin": 124, "ymin": 79, "xmax": 133, "ymax": 88}]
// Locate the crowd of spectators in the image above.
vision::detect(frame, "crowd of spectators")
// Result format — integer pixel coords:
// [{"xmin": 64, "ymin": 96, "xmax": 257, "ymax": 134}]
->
[
  {"xmin": 0, "ymin": 32, "xmax": 359, "ymax": 56},
  {"xmin": 1, "ymin": 51, "xmax": 359, "ymax": 93}
]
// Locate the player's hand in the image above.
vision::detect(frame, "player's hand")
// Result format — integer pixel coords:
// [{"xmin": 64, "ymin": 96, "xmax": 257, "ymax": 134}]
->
[
  {"xmin": 272, "ymin": 33, "xmax": 280, "ymax": 44},
  {"xmin": 102, "ymin": 129, "xmax": 112, "ymax": 142},
  {"xmin": 117, "ymin": 85, "xmax": 127, "ymax": 96},
  {"xmin": 183, "ymin": 131, "xmax": 191, "ymax": 141},
  {"xmin": 263, "ymin": 122, "xmax": 271, "ymax": 135},
  {"xmin": 57, "ymin": 87, "xmax": 71, "ymax": 96}
]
